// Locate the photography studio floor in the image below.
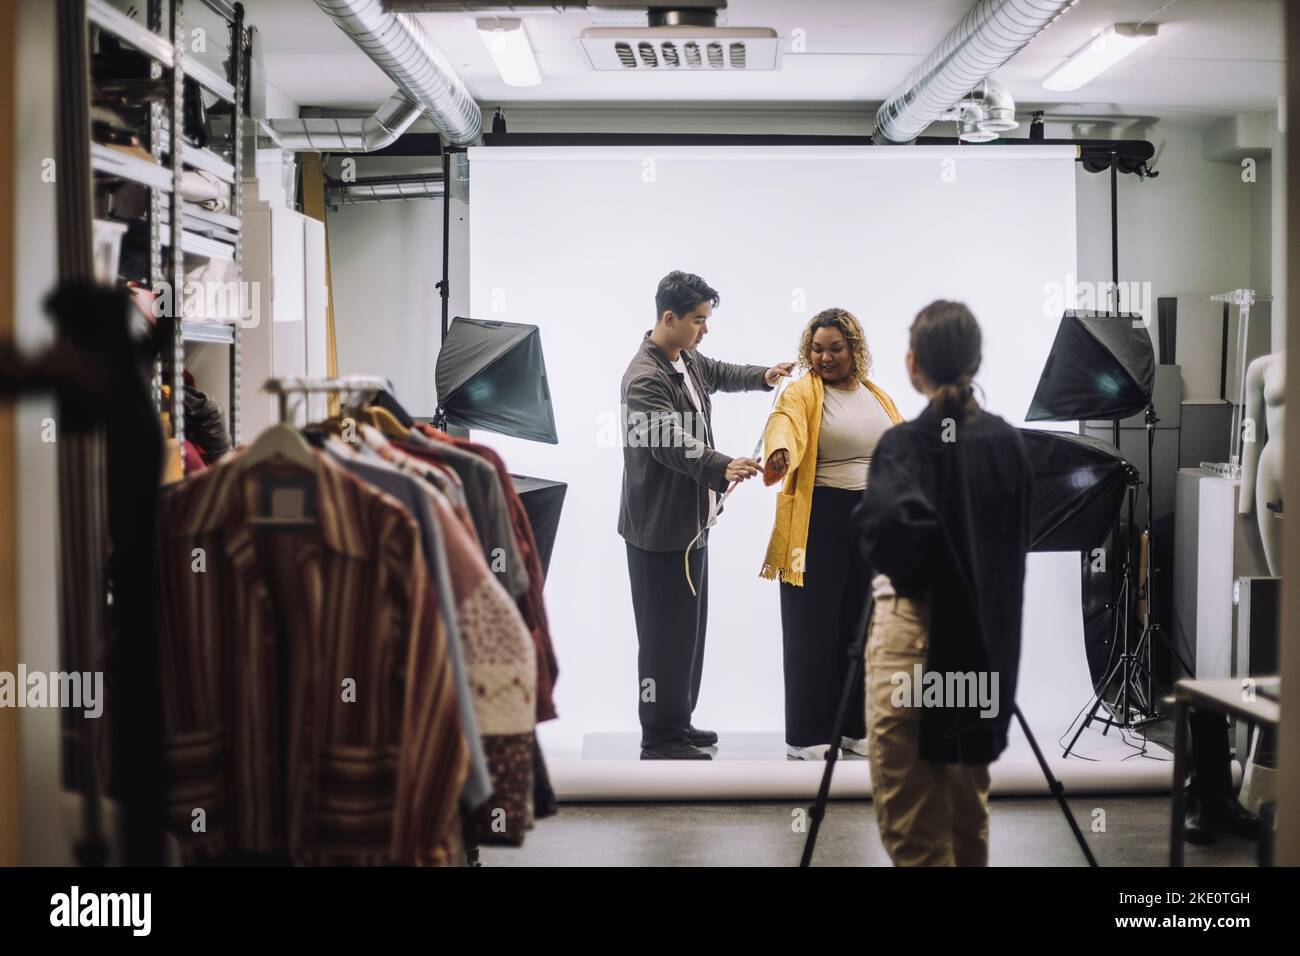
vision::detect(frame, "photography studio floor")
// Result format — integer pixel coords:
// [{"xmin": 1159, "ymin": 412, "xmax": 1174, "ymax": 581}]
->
[
  {"xmin": 479, "ymin": 798, "xmax": 1259, "ymax": 868},
  {"xmin": 481, "ymin": 722, "xmax": 1261, "ymax": 867}
]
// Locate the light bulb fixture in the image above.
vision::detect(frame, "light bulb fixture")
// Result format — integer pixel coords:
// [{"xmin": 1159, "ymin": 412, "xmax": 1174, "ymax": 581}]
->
[
  {"xmin": 477, "ymin": 17, "xmax": 541, "ymax": 88},
  {"xmin": 1042, "ymin": 23, "xmax": 1157, "ymax": 92}
]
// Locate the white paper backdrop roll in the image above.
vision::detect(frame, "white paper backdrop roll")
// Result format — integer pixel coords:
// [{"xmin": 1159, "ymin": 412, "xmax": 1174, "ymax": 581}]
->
[{"xmin": 468, "ymin": 145, "xmax": 1084, "ymax": 759}]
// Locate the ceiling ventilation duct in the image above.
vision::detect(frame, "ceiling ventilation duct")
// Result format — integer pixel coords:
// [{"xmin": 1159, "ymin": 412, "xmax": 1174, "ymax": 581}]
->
[
  {"xmin": 579, "ymin": 6, "xmax": 779, "ymax": 71},
  {"xmin": 263, "ymin": 93, "xmax": 422, "ymax": 153},
  {"xmin": 579, "ymin": 26, "xmax": 780, "ymax": 71},
  {"xmin": 326, "ymin": 173, "xmax": 446, "ymax": 206},
  {"xmin": 938, "ymin": 77, "xmax": 1020, "ymax": 143},
  {"xmin": 386, "ymin": 1, "xmax": 779, "ymax": 71},
  {"xmin": 277, "ymin": 0, "xmax": 484, "ymax": 149},
  {"xmin": 874, "ymin": 0, "xmax": 1077, "ymax": 145}
]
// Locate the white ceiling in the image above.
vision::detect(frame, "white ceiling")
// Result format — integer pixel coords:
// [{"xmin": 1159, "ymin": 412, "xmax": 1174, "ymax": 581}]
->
[{"xmin": 245, "ymin": 0, "xmax": 1284, "ymax": 124}]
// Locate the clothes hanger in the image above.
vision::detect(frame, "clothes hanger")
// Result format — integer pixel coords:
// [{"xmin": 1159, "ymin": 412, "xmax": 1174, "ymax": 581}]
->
[
  {"xmin": 233, "ymin": 393, "xmax": 320, "ymax": 526},
  {"xmin": 364, "ymin": 404, "xmax": 412, "ymax": 441}
]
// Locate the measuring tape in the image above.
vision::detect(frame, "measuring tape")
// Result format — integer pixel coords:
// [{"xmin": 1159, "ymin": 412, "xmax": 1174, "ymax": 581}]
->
[{"xmin": 684, "ymin": 364, "xmax": 803, "ymax": 596}]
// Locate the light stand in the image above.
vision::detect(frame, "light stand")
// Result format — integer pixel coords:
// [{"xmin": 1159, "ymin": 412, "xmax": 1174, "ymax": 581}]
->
[{"xmin": 1064, "ymin": 401, "xmax": 1194, "ymax": 754}]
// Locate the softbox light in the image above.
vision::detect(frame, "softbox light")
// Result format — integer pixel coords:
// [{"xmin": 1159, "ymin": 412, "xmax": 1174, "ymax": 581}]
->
[
  {"xmin": 1019, "ymin": 429, "xmax": 1134, "ymax": 552},
  {"xmin": 1026, "ymin": 311, "xmax": 1155, "ymax": 422},
  {"xmin": 435, "ymin": 316, "xmax": 558, "ymax": 444}
]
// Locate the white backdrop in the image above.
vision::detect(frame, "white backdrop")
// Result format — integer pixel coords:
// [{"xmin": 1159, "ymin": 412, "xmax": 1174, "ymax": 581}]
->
[{"xmin": 467, "ymin": 145, "xmax": 1097, "ymax": 758}]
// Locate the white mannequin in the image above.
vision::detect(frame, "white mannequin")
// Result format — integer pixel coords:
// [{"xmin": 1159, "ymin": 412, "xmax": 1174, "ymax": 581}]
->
[{"xmin": 1238, "ymin": 350, "xmax": 1285, "ymax": 575}]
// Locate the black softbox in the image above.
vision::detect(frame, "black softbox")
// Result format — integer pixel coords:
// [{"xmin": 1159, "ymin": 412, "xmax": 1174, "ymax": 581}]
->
[
  {"xmin": 1026, "ymin": 311, "xmax": 1155, "ymax": 422},
  {"xmin": 1019, "ymin": 429, "xmax": 1134, "ymax": 552},
  {"xmin": 435, "ymin": 316, "xmax": 558, "ymax": 444}
]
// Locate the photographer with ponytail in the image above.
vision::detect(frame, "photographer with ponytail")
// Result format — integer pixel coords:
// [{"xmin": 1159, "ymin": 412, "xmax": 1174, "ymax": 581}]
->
[{"xmin": 853, "ymin": 300, "xmax": 1033, "ymax": 867}]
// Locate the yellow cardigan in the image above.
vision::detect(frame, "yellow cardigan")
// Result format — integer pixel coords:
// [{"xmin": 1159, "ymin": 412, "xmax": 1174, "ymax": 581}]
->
[{"xmin": 759, "ymin": 372, "xmax": 903, "ymax": 586}]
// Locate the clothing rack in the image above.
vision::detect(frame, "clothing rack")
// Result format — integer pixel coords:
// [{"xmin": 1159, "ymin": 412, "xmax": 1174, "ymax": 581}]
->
[
  {"xmin": 87, "ymin": 0, "xmax": 249, "ymax": 450},
  {"xmin": 263, "ymin": 374, "xmax": 393, "ymax": 424}
]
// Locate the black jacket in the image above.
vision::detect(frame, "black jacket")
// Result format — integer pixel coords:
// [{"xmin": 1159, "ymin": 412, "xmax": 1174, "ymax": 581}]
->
[
  {"xmin": 618, "ymin": 332, "xmax": 770, "ymax": 552},
  {"xmin": 853, "ymin": 405, "xmax": 1033, "ymax": 764}
]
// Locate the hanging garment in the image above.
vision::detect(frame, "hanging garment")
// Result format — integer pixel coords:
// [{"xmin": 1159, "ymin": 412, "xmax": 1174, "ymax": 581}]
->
[
  {"xmin": 422, "ymin": 482, "xmax": 538, "ymax": 845},
  {"xmin": 156, "ymin": 451, "xmax": 469, "ymax": 865},
  {"xmin": 402, "ymin": 428, "xmax": 529, "ymax": 599},
  {"xmin": 353, "ymin": 427, "xmax": 540, "ymax": 844},
  {"xmin": 417, "ymin": 425, "xmax": 560, "ymax": 725},
  {"xmin": 323, "ymin": 440, "xmax": 494, "ymax": 812}
]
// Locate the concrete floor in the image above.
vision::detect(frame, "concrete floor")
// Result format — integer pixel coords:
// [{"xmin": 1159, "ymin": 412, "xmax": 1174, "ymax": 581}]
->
[{"xmin": 479, "ymin": 797, "xmax": 1262, "ymax": 867}]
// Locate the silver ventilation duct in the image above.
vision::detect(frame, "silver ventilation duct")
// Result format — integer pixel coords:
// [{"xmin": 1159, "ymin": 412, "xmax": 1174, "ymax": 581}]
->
[
  {"xmin": 327, "ymin": 174, "xmax": 446, "ymax": 206},
  {"xmin": 263, "ymin": 93, "xmax": 423, "ymax": 152},
  {"xmin": 314, "ymin": 0, "xmax": 483, "ymax": 146},
  {"xmin": 874, "ymin": 0, "xmax": 1077, "ymax": 145},
  {"xmin": 938, "ymin": 77, "xmax": 1020, "ymax": 143}
]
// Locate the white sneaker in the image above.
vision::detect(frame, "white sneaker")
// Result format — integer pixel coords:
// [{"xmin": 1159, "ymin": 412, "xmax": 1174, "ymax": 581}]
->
[
  {"xmin": 786, "ymin": 743, "xmax": 838, "ymax": 761},
  {"xmin": 840, "ymin": 736, "xmax": 869, "ymax": 757}
]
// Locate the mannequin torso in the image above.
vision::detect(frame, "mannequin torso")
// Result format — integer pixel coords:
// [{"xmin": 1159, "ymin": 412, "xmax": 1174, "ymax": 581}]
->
[{"xmin": 1239, "ymin": 350, "xmax": 1285, "ymax": 574}]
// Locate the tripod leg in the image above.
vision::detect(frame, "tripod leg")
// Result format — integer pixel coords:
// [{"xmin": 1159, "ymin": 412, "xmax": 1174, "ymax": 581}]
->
[
  {"xmin": 1015, "ymin": 705, "xmax": 1099, "ymax": 867},
  {"xmin": 800, "ymin": 596, "xmax": 874, "ymax": 868}
]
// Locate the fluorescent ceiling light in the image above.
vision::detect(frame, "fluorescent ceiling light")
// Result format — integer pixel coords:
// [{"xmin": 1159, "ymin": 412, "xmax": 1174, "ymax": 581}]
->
[
  {"xmin": 477, "ymin": 17, "xmax": 541, "ymax": 88},
  {"xmin": 1042, "ymin": 23, "xmax": 1157, "ymax": 92}
]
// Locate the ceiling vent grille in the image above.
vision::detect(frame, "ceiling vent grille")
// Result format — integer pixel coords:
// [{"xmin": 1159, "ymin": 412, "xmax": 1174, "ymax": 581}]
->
[{"xmin": 578, "ymin": 26, "xmax": 781, "ymax": 71}]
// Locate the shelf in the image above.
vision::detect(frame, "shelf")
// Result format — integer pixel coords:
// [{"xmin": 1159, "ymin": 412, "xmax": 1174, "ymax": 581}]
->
[
  {"xmin": 88, "ymin": 0, "xmax": 174, "ymax": 67},
  {"xmin": 184, "ymin": 58, "xmax": 236, "ymax": 105},
  {"xmin": 182, "ymin": 321, "xmax": 236, "ymax": 345},
  {"xmin": 182, "ymin": 203, "xmax": 240, "ymax": 232},
  {"xmin": 183, "ymin": 144, "xmax": 236, "ymax": 184},
  {"xmin": 160, "ymin": 227, "xmax": 235, "ymax": 261},
  {"xmin": 160, "ymin": 205, "xmax": 240, "ymax": 242},
  {"xmin": 90, "ymin": 142, "xmax": 174, "ymax": 192},
  {"xmin": 159, "ymin": 125, "xmax": 238, "ymax": 184}
]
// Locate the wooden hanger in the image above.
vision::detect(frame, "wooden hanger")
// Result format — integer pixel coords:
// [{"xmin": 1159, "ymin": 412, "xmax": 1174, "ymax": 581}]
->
[{"xmin": 364, "ymin": 404, "xmax": 411, "ymax": 441}]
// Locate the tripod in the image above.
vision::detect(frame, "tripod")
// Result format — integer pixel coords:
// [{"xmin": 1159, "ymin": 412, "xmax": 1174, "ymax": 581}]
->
[
  {"xmin": 1065, "ymin": 403, "xmax": 1194, "ymax": 754},
  {"xmin": 800, "ymin": 594, "xmax": 1099, "ymax": 867}
]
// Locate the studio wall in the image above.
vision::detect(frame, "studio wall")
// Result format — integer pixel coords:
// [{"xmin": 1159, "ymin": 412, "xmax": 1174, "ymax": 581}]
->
[
  {"xmin": 326, "ymin": 155, "xmax": 469, "ymax": 418},
  {"xmin": 468, "ymin": 144, "xmax": 1083, "ymax": 754}
]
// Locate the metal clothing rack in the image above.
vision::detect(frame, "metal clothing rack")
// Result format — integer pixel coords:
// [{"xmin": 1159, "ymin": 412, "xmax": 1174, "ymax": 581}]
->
[
  {"xmin": 88, "ymin": 0, "xmax": 249, "ymax": 452},
  {"xmin": 263, "ymin": 375, "xmax": 392, "ymax": 425}
]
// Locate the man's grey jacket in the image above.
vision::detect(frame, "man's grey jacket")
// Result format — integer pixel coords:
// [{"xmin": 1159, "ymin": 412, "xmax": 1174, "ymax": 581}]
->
[{"xmin": 618, "ymin": 332, "xmax": 770, "ymax": 552}]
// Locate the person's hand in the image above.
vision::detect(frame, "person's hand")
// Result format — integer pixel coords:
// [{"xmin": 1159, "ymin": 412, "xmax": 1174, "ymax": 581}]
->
[
  {"xmin": 766, "ymin": 449, "xmax": 789, "ymax": 478},
  {"xmin": 725, "ymin": 457, "xmax": 762, "ymax": 483},
  {"xmin": 764, "ymin": 362, "xmax": 795, "ymax": 387}
]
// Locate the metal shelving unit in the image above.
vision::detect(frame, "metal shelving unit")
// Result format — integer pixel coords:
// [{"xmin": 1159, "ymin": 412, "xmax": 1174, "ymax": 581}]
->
[{"xmin": 88, "ymin": 0, "xmax": 248, "ymax": 458}]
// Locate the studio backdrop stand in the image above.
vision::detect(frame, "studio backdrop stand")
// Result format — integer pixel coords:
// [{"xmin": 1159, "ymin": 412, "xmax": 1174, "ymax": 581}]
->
[{"xmin": 1064, "ymin": 400, "xmax": 1193, "ymax": 750}]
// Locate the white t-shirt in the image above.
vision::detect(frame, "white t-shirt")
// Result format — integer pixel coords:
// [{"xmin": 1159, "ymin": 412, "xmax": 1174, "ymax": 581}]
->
[
  {"xmin": 814, "ymin": 380, "xmax": 893, "ymax": 491},
  {"xmin": 672, "ymin": 355, "xmax": 719, "ymax": 524}
]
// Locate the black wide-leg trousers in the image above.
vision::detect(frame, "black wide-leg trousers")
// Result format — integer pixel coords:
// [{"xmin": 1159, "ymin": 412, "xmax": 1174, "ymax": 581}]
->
[
  {"xmin": 626, "ymin": 541, "xmax": 708, "ymax": 747},
  {"xmin": 779, "ymin": 486, "xmax": 870, "ymax": 747}
]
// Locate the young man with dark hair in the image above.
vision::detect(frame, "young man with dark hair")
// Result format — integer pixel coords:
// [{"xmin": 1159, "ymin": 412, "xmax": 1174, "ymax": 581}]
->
[{"xmin": 619, "ymin": 270, "xmax": 793, "ymax": 759}]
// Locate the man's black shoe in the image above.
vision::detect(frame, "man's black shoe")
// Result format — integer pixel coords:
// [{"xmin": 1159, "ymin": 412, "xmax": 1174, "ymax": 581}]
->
[
  {"xmin": 640, "ymin": 740, "xmax": 712, "ymax": 760},
  {"xmin": 686, "ymin": 725, "xmax": 718, "ymax": 747}
]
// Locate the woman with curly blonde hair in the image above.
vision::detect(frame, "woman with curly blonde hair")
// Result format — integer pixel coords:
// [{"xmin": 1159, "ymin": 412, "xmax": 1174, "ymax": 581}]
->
[{"xmin": 760, "ymin": 307, "xmax": 903, "ymax": 760}]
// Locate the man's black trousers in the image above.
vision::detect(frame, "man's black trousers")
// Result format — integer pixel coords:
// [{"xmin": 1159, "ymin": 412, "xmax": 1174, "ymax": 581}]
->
[{"xmin": 626, "ymin": 541, "xmax": 708, "ymax": 747}]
